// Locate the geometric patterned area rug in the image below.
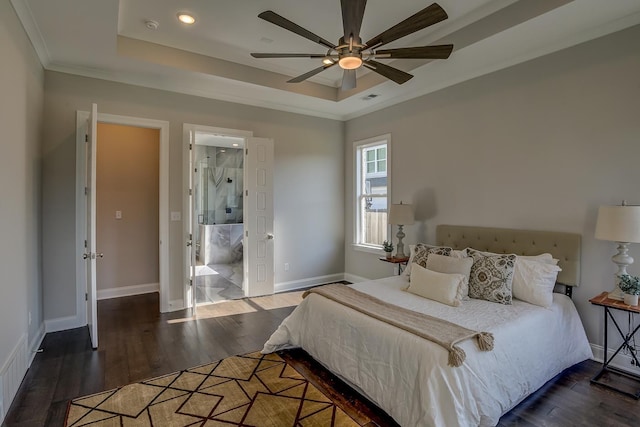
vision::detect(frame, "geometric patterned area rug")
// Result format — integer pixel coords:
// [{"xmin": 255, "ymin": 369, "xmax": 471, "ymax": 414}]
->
[{"xmin": 65, "ymin": 351, "xmax": 361, "ymax": 426}]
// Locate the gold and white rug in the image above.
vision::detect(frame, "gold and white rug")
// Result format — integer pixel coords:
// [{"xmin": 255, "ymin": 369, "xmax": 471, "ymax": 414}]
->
[{"xmin": 65, "ymin": 352, "xmax": 360, "ymax": 426}]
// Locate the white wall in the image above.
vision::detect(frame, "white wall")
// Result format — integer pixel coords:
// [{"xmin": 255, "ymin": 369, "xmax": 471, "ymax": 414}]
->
[
  {"xmin": 42, "ymin": 71, "xmax": 345, "ymax": 321},
  {"xmin": 345, "ymin": 25, "xmax": 640, "ymax": 348},
  {"xmin": 0, "ymin": 0, "xmax": 44, "ymax": 419}
]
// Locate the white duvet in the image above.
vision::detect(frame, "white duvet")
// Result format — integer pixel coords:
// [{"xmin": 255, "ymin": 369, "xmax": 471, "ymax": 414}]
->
[{"xmin": 263, "ymin": 276, "xmax": 592, "ymax": 426}]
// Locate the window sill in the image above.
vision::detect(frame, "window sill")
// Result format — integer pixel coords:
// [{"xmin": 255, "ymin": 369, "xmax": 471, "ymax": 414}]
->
[{"xmin": 351, "ymin": 243, "xmax": 385, "ymax": 256}]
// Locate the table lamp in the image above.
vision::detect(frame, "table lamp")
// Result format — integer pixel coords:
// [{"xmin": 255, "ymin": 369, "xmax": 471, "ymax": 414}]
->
[
  {"xmin": 595, "ymin": 201, "xmax": 640, "ymax": 300},
  {"xmin": 388, "ymin": 202, "xmax": 414, "ymax": 258}
]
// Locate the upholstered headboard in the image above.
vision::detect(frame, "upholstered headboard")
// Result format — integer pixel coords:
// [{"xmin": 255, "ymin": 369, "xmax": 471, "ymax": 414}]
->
[{"xmin": 436, "ymin": 225, "xmax": 581, "ymax": 287}]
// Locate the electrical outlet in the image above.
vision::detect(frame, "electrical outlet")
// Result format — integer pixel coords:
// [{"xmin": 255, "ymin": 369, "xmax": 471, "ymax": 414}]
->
[
  {"xmin": 284, "ymin": 263, "xmax": 290, "ymax": 271},
  {"xmin": 115, "ymin": 210, "xmax": 122, "ymax": 219}
]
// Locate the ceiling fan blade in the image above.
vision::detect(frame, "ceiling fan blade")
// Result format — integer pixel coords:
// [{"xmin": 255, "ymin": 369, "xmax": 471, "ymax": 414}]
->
[
  {"xmin": 374, "ymin": 44, "xmax": 453, "ymax": 59},
  {"xmin": 258, "ymin": 11, "xmax": 336, "ymax": 50},
  {"xmin": 341, "ymin": 0, "xmax": 367, "ymax": 40},
  {"xmin": 287, "ymin": 63, "xmax": 337, "ymax": 83},
  {"xmin": 365, "ymin": 3, "xmax": 448, "ymax": 49},
  {"xmin": 341, "ymin": 69, "xmax": 357, "ymax": 90},
  {"xmin": 363, "ymin": 60, "xmax": 413, "ymax": 84},
  {"xmin": 251, "ymin": 53, "xmax": 327, "ymax": 58}
]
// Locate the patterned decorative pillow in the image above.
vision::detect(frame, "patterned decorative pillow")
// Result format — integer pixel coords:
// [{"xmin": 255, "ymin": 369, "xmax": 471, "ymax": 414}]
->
[
  {"xmin": 410, "ymin": 244, "xmax": 452, "ymax": 271},
  {"xmin": 467, "ymin": 248, "xmax": 516, "ymax": 305}
]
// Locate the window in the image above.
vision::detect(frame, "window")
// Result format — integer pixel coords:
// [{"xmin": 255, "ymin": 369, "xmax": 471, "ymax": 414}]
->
[{"xmin": 354, "ymin": 135, "xmax": 390, "ymax": 250}]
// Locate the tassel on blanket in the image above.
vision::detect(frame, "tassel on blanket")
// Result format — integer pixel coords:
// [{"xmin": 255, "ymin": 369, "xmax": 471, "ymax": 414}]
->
[
  {"xmin": 448, "ymin": 346, "xmax": 466, "ymax": 367},
  {"xmin": 476, "ymin": 332, "xmax": 494, "ymax": 351}
]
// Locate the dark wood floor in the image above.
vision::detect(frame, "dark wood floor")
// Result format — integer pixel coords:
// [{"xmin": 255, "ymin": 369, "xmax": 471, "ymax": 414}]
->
[{"xmin": 4, "ymin": 292, "xmax": 640, "ymax": 427}]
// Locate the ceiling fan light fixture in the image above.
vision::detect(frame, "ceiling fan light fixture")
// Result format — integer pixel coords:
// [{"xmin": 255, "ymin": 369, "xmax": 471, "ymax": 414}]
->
[
  {"xmin": 177, "ymin": 13, "xmax": 196, "ymax": 25},
  {"xmin": 338, "ymin": 54, "xmax": 362, "ymax": 70},
  {"xmin": 322, "ymin": 58, "xmax": 334, "ymax": 65}
]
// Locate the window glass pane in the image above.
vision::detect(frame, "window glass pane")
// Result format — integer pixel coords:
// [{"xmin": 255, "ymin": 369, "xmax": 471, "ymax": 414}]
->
[
  {"xmin": 366, "ymin": 150, "xmax": 375, "ymax": 161},
  {"xmin": 362, "ymin": 196, "xmax": 387, "ymax": 245},
  {"xmin": 366, "ymin": 162, "xmax": 375, "ymax": 173},
  {"xmin": 356, "ymin": 139, "xmax": 388, "ymax": 247}
]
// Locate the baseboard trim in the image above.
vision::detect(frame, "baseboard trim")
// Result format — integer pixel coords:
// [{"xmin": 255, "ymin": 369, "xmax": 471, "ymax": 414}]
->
[
  {"xmin": 168, "ymin": 299, "xmax": 185, "ymax": 312},
  {"xmin": 44, "ymin": 315, "xmax": 82, "ymax": 333},
  {"xmin": 0, "ymin": 333, "xmax": 27, "ymax": 424},
  {"xmin": 97, "ymin": 283, "xmax": 159, "ymax": 301},
  {"xmin": 343, "ymin": 273, "xmax": 370, "ymax": 284},
  {"xmin": 590, "ymin": 343, "xmax": 640, "ymax": 375},
  {"xmin": 275, "ymin": 273, "xmax": 346, "ymax": 293},
  {"xmin": 27, "ymin": 324, "xmax": 45, "ymax": 367}
]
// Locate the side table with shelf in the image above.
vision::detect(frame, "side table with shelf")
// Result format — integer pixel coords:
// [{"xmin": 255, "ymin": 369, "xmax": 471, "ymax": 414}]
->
[
  {"xmin": 378, "ymin": 256, "xmax": 409, "ymax": 275},
  {"xmin": 589, "ymin": 291, "xmax": 640, "ymax": 399}
]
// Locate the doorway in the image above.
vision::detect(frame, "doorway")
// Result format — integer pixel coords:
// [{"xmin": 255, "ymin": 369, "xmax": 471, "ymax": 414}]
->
[
  {"xmin": 193, "ymin": 137, "xmax": 245, "ymax": 304},
  {"xmin": 76, "ymin": 108, "xmax": 170, "ymax": 349},
  {"xmin": 183, "ymin": 124, "xmax": 275, "ymax": 310}
]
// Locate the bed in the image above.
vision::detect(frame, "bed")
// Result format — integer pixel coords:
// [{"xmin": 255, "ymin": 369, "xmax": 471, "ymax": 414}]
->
[{"xmin": 263, "ymin": 225, "xmax": 593, "ymax": 426}]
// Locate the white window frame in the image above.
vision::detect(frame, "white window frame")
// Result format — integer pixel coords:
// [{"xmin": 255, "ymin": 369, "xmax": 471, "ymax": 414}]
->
[{"xmin": 353, "ymin": 134, "xmax": 391, "ymax": 253}]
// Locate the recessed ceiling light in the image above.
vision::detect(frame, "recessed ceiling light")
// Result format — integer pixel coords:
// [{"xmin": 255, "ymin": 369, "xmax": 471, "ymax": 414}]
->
[
  {"xmin": 177, "ymin": 13, "xmax": 196, "ymax": 25},
  {"xmin": 232, "ymin": 143, "xmax": 239, "ymax": 147}
]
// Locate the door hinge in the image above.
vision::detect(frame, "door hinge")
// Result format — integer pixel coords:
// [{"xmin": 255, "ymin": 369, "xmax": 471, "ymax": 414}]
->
[
  {"xmin": 84, "ymin": 240, "xmax": 87, "ymax": 248},
  {"xmin": 245, "ymin": 230, "xmax": 248, "ymax": 237},
  {"xmin": 189, "ymin": 279, "xmax": 193, "ymax": 286},
  {"xmin": 189, "ymin": 233, "xmax": 193, "ymax": 240},
  {"xmin": 189, "ymin": 143, "xmax": 192, "ymax": 150},
  {"xmin": 245, "ymin": 148, "xmax": 248, "ymax": 155},
  {"xmin": 85, "ymin": 293, "xmax": 88, "ymax": 301},
  {"xmin": 194, "ymin": 168, "xmax": 198, "ymax": 173},
  {"xmin": 245, "ymin": 190, "xmax": 248, "ymax": 196},
  {"xmin": 84, "ymin": 187, "xmax": 88, "ymax": 195},
  {"xmin": 189, "ymin": 189, "xmax": 192, "ymax": 196},
  {"xmin": 85, "ymin": 134, "xmax": 88, "ymax": 143}
]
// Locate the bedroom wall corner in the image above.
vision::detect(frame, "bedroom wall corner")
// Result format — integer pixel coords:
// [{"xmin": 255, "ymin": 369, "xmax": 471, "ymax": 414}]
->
[{"xmin": 343, "ymin": 24, "xmax": 640, "ymax": 350}]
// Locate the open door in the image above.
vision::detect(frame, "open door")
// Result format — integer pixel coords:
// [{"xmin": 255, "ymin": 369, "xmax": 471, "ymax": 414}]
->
[
  {"xmin": 85, "ymin": 103, "xmax": 99, "ymax": 349},
  {"xmin": 244, "ymin": 137, "xmax": 274, "ymax": 297}
]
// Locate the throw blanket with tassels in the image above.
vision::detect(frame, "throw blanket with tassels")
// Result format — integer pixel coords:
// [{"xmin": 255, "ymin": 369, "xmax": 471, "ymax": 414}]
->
[{"xmin": 304, "ymin": 284, "xmax": 494, "ymax": 367}]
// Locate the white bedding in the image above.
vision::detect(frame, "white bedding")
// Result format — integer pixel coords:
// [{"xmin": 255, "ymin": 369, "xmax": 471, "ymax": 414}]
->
[{"xmin": 263, "ymin": 276, "xmax": 592, "ymax": 426}]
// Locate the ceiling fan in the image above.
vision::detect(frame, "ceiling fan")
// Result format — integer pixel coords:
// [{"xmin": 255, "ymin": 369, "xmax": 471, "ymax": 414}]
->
[{"xmin": 251, "ymin": 1, "xmax": 454, "ymax": 90}]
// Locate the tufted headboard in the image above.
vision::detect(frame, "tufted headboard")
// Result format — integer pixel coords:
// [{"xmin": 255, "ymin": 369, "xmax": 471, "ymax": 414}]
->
[{"xmin": 436, "ymin": 225, "xmax": 581, "ymax": 287}]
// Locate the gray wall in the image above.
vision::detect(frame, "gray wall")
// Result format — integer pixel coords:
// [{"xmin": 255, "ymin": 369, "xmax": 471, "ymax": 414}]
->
[
  {"xmin": 42, "ymin": 71, "xmax": 344, "ymax": 319},
  {"xmin": 0, "ymin": 0, "xmax": 44, "ymax": 371},
  {"xmin": 345, "ymin": 25, "xmax": 640, "ymax": 347}
]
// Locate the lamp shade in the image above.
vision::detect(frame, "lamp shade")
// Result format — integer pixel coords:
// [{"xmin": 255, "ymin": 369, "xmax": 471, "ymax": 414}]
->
[
  {"xmin": 595, "ymin": 205, "xmax": 640, "ymax": 243},
  {"xmin": 389, "ymin": 203, "xmax": 415, "ymax": 225}
]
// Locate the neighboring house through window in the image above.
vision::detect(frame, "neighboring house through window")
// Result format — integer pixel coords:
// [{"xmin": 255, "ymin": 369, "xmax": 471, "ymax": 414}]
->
[{"xmin": 354, "ymin": 134, "xmax": 390, "ymax": 250}]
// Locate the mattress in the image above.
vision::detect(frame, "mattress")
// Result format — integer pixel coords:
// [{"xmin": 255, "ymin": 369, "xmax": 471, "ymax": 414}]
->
[{"xmin": 263, "ymin": 275, "xmax": 592, "ymax": 426}]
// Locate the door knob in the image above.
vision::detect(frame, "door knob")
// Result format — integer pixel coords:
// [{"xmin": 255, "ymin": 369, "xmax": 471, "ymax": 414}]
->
[
  {"xmin": 83, "ymin": 253, "xmax": 90, "ymax": 259},
  {"xmin": 97, "ymin": 253, "xmax": 104, "ymax": 258},
  {"xmin": 267, "ymin": 234, "xmax": 274, "ymax": 240}
]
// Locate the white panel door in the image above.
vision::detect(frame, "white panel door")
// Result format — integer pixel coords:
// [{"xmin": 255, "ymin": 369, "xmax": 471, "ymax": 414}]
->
[
  {"xmin": 245, "ymin": 138, "xmax": 274, "ymax": 297},
  {"xmin": 85, "ymin": 103, "xmax": 99, "ymax": 349}
]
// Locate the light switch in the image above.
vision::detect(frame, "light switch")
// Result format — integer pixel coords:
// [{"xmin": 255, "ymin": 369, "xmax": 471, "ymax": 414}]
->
[
  {"xmin": 171, "ymin": 211, "xmax": 181, "ymax": 221},
  {"xmin": 115, "ymin": 210, "xmax": 122, "ymax": 219}
]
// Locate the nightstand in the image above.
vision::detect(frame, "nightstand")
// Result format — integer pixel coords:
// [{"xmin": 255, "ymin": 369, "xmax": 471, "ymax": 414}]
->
[
  {"xmin": 589, "ymin": 291, "xmax": 640, "ymax": 399},
  {"xmin": 379, "ymin": 256, "xmax": 409, "ymax": 275}
]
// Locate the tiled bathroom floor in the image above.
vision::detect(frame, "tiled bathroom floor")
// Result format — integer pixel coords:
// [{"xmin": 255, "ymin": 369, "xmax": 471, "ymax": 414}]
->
[{"xmin": 195, "ymin": 262, "xmax": 244, "ymax": 304}]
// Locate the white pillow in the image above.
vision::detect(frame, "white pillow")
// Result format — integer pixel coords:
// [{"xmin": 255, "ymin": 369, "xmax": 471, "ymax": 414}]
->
[
  {"xmin": 450, "ymin": 249, "xmax": 468, "ymax": 259},
  {"xmin": 518, "ymin": 253, "xmax": 559, "ymax": 266},
  {"xmin": 407, "ymin": 263, "xmax": 465, "ymax": 307},
  {"xmin": 512, "ymin": 257, "xmax": 562, "ymax": 308},
  {"xmin": 426, "ymin": 254, "xmax": 473, "ymax": 301},
  {"xmin": 402, "ymin": 244, "xmax": 417, "ymax": 278}
]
